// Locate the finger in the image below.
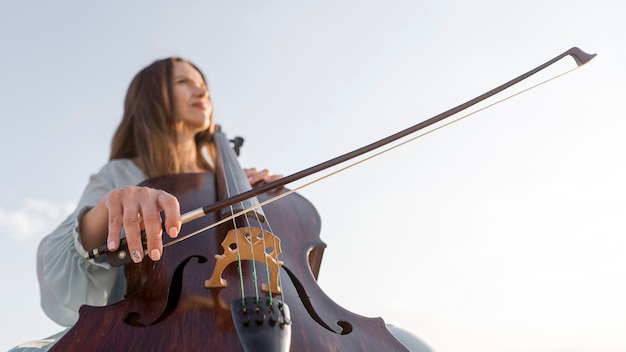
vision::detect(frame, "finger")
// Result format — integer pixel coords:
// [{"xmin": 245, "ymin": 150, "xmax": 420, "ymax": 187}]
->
[
  {"xmin": 105, "ymin": 194, "xmax": 123, "ymax": 251},
  {"xmin": 122, "ymin": 204, "xmax": 144, "ymax": 263},
  {"xmin": 248, "ymin": 169, "xmax": 270, "ymax": 185},
  {"xmin": 264, "ymin": 174, "xmax": 283, "ymax": 184},
  {"xmin": 244, "ymin": 168, "xmax": 258, "ymax": 177},
  {"xmin": 157, "ymin": 192, "xmax": 181, "ymax": 239},
  {"xmin": 139, "ymin": 198, "xmax": 165, "ymax": 261},
  {"xmin": 244, "ymin": 168, "xmax": 258, "ymax": 183}
]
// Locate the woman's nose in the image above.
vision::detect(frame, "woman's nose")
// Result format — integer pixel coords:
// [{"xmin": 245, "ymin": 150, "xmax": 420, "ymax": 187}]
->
[{"xmin": 194, "ymin": 85, "xmax": 208, "ymax": 98}]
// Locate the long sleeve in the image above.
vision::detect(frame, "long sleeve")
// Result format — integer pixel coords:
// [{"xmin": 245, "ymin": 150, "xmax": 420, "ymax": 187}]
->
[{"xmin": 36, "ymin": 159, "xmax": 146, "ymax": 326}]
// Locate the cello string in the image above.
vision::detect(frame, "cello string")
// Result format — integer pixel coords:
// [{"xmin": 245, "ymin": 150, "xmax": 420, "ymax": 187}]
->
[
  {"xmin": 229, "ymin": 204, "xmax": 248, "ymax": 307},
  {"xmin": 258, "ymin": 219, "xmax": 282, "ymax": 306},
  {"xmin": 245, "ymin": 208, "xmax": 279, "ymax": 306},
  {"xmin": 223, "ymin": 154, "xmax": 265, "ymax": 306},
  {"xmin": 234, "ymin": 177, "xmax": 285, "ymax": 306},
  {"xmin": 164, "ymin": 64, "xmax": 581, "ymax": 249},
  {"xmin": 239, "ymin": 209, "xmax": 261, "ymax": 304},
  {"xmin": 243, "ymin": 207, "xmax": 274, "ymax": 305},
  {"xmin": 220, "ymin": 156, "xmax": 250, "ymax": 306}
]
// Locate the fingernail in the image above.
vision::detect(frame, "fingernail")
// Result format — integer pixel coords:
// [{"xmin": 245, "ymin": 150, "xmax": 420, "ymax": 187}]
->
[
  {"xmin": 169, "ymin": 227, "xmax": 179, "ymax": 237},
  {"xmin": 150, "ymin": 249, "xmax": 161, "ymax": 261},
  {"xmin": 132, "ymin": 250, "xmax": 142, "ymax": 263},
  {"xmin": 108, "ymin": 241, "xmax": 116, "ymax": 250}
]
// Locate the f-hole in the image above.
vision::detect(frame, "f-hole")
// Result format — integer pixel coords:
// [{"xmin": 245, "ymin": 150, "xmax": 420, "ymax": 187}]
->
[{"xmin": 123, "ymin": 255, "xmax": 208, "ymax": 327}]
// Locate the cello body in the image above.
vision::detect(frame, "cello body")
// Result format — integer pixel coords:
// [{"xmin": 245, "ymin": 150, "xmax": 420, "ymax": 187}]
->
[{"xmin": 50, "ymin": 171, "xmax": 407, "ymax": 351}]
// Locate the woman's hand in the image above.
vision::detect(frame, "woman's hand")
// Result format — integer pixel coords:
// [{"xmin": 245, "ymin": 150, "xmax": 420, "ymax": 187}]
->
[
  {"xmin": 244, "ymin": 168, "xmax": 283, "ymax": 187},
  {"xmin": 80, "ymin": 186, "xmax": 182, "ymax": 263},
  {"xmin": 81, "ymin": 169, "xmax": 280, "ymax": 263}
]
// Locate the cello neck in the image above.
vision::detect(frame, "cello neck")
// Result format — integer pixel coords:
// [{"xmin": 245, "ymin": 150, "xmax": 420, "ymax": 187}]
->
[{"xmin": 213, "ymin": 127, "xmax": 266, "ymax": 222}]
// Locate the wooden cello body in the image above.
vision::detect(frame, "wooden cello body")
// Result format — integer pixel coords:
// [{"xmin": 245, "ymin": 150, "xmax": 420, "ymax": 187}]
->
[{"xmin": 51, "ymin": 135, "xmax": 407, "ymax": 351}]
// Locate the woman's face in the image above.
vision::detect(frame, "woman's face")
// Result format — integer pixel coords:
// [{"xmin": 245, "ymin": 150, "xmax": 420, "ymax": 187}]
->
[{"xmin": 172, "ymin": 61, "xmax": 212, "ymax": 135}]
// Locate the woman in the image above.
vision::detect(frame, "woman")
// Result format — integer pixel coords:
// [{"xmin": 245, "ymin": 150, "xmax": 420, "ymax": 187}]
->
[
  {"xmin": 10, "ymin": 57, "xmax": 276, "ymax": 350},
  {"xmin": 13, "ymin": 57, "xmax": 432, "ymax": 351}
]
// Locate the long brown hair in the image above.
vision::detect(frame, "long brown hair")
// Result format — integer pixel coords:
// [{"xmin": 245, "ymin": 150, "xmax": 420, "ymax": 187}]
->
[{"xmin": 110, "ymin": 57, "xmax": 215, "ymax": 178}]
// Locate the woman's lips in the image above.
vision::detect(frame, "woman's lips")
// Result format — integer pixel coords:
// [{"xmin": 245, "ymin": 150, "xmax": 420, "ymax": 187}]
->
[{"xmin": 192, "ymin": 102, "xmax": 207, "ymax": 110}]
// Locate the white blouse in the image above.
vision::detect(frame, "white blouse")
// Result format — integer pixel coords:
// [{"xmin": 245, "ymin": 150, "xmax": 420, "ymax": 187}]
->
[{"xmin": 37, "ymin": 159, "xmax": 146, "ymax": 326}]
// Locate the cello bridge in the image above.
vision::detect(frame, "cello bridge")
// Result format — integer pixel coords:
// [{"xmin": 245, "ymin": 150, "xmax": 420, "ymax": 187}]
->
[{"xmin": 205, "ymin": 227, "xmax": 283, "ymax": 294}]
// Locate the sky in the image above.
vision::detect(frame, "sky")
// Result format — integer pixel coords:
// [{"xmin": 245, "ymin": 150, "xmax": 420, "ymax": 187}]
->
[{"xmin": 1, "ymin": 1, "xmax": 624, "ymax": 351}]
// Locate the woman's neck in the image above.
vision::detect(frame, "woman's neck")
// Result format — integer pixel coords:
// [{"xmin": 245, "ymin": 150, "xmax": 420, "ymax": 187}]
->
[{"xmin": 177, "ymin": 137, "xmax": 206, "ymax": 173}]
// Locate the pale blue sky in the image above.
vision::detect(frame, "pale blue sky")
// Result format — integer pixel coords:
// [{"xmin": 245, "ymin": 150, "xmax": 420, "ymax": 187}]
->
[{"xmin": 1, "ymin": 1, "xmax": 625, "ymax": 351}]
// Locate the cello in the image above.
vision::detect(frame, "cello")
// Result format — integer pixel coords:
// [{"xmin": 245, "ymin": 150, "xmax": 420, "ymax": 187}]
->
[
  {"xmin": 51, "ymin": 127, "xmax": 409, "ymax": 351},
  {"xmin": 50, "ymin": 47, "xmax": 595, "ymax": 351}
]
